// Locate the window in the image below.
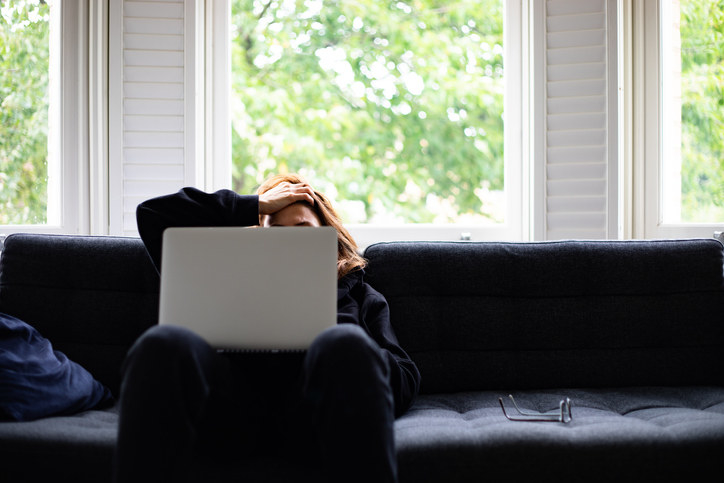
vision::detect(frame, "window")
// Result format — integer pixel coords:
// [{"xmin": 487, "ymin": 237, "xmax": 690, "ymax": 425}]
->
[
  {"xmin": 0, "ymin": 0, "xmax": 100, "ymax": 235},
  {"xmin": 213, "ymin": 0, "xmax": 526, "ymax": 246},
  {"xmin": 0, "ymin": 0, "xmax": 56, "ymax": 226},
  {"xmin": 661, "ymin": 0, "xmax": 724, "ymax": 224},
  {"xmin": 634, "ymin": 0, "xmax": 724, "ymax": 238}
]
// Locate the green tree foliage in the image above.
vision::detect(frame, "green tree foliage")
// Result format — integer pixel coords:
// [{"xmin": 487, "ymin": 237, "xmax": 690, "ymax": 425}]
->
[
  {"xmin": 230, "ymin": 0, "xmax": 505, "ymax": 224},
  {"xmin": 0, "ymin": 0, "xmax": 50, "ymax": 224},
  {"xmin": 4, "ymin": 1, "xmax": 717, "ymax": 227},
  {"xmin": 680, "ymin": 0, "xmax": 724, "ymax": 222}
]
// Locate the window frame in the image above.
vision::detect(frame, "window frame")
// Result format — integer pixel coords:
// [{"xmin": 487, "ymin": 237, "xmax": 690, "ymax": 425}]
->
[
  {"xmin": 629, "ymin": 0, "xmax": 724, "ymax": 239},
  {"xmin": 206, "ymin": 0, "xmax": 530, "ymax": 248},
  {"xmin": 0, "ymin": 0, "xmax": 107, "ymax": 236}
]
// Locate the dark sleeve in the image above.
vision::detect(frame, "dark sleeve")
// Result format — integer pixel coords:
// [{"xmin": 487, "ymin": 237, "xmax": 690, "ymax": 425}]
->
[
  {"xmin": 358, "ymin": 284, "xmax": 421, "ymax": 418},
  {"xmin": 136, "ymin": 187, "xmax": 260, "ymax": 272}
]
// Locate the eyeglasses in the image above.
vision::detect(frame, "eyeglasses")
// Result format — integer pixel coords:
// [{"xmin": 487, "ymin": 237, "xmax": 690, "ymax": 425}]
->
[{"xmin": 498, "ymin": 394, "xmax": 573, "ymax": 423}]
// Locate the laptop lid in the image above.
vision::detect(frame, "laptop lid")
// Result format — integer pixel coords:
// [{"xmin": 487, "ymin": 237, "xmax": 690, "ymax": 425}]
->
[{"xmin": 158, "ymin": 226, "xmax": 338, "ymax": 351}]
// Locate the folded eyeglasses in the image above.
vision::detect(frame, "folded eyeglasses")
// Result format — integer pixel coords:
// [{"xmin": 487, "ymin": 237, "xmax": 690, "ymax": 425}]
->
[{"xmin": 498, "ymin": 394, "xmax": 573, "ymax": 423}]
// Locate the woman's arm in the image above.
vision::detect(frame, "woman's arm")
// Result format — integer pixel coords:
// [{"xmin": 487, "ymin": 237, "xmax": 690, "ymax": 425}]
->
[
  {"xmin": 137, "ymin": 183, "xmax": 318, "ymax": 272},
  {"xmin": 136, "ymin": 187, "xmax": 259, "ymax": 272},
  {"xmin": 358, "ymin": 285, "xmax": 421, "ymax": 417}
]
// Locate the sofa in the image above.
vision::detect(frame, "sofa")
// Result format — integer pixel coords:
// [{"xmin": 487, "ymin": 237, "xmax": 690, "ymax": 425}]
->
[{"xmin": 1, "ymin": 233, "xmax": 723, "ymax": 482}]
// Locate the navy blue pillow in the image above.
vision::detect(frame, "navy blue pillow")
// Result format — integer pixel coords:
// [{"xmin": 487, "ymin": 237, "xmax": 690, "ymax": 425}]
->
[{"xmin": 0, "ymin": 312, "xmax": 114, "ymax": 421}]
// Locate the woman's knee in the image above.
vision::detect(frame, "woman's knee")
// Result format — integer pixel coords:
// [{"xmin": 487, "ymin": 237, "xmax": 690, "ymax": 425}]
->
[
  {"xmin": 120, "ymin": 324, "xmax": 227, "ymax": 408},
  {"xmin": 303, "ymin": 324, "xmax": 393, "ymax": 417},
  {"xmin": 307, "ymin": 324, "xmax": 388, "ymax": 375},
  {"xmin": 311, "ymin": 324, "xmax": 371, "ymax": 355},
  {"xmin": 131, "ymin": 325, "xmax": 206, "ymax": 358},
  {"xmin": 122, "ymin": 324, "xmax": 213, "ymax": 380}
]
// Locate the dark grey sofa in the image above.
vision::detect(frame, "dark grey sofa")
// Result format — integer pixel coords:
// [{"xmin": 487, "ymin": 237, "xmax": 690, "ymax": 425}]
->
[{"xmin": 1, "ymin": 233, "xmax": 723, "ymax": 482}]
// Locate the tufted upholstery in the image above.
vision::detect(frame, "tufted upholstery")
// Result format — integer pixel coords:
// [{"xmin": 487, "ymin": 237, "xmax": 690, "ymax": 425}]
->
[{"xmin": 395, "ymin": 387, "xmax": 724, "ymax": 481}]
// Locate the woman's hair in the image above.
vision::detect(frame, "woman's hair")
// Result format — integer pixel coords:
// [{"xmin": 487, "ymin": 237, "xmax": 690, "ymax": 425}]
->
[{"xmin": 256, "ymin": 173, "xmax": 367, "ymax": 279}]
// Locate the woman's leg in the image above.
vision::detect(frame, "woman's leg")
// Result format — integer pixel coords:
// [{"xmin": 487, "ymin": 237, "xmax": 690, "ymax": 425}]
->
[
  {"xmin": 114, "ymin": 324, "xmax": 235, "ymax": 483},
  {"xmin": 297, "ymin": 323, "xmax": 397, "ymax": 483}
]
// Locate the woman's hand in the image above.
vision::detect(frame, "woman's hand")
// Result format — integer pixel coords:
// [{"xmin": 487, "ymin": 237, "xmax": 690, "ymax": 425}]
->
[{"xmin": 258, "ymin": 182, "xmax": 315, "ymax": 216}]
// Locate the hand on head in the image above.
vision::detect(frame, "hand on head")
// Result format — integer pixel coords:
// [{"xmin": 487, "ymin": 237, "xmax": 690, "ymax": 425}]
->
[
  {"xmin": 258, "ymin": 182, "xmax": 315, "ymax": 216},
  {"xmin": 256, "ymin": 173, "xmax": 367, "ymax": 277}
]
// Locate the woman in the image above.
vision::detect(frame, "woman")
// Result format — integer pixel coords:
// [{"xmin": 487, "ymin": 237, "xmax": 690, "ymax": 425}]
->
[{"xmin": 114, "ymin": 174, "xmax": 421, "ymax": 483}]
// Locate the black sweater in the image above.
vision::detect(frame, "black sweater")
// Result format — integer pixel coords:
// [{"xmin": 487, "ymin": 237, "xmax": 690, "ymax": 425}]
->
[{"xmin": 136, "ymin": 187, "xmax": 421, "ymax": 417}]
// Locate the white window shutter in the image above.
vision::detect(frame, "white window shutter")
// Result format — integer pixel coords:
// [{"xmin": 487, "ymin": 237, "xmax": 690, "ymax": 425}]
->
[
  {"xmin": 535, "ymin": 0, "xmax": 619, "ymax": 240},
  {"xmin": 109, "ymin": 0, "xmax": 201, "ymax": 236}
]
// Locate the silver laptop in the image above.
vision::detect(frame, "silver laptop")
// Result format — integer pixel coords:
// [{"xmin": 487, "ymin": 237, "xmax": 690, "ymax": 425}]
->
[{"xmin": 158, "ymin": 226, "xmax": 337, "ymax": 351}]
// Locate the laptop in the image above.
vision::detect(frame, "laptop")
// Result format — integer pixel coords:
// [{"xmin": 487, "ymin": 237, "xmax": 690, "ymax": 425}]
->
[{"xmin": 158, "ymin": 226, "xmax": 338, "ymax": 351}]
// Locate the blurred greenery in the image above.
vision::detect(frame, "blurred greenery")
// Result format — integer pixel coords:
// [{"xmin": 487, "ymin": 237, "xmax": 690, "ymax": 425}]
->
[
  {"xmin": 230, "ymin": 0, "xmax": 505, "ymax": 224},
  {"xmin": 0, "ymin": 0, "xmax": 50, "ymax": 224},
  {"xmin": 2, "ymin": 0, "xmax": 721, "ymax": 226},
  {"xmin": 680, "ymin": 0, "xmax": 724, "ymax": 222}
]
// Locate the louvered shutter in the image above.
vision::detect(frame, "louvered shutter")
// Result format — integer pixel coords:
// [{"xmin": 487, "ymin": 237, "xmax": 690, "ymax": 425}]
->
[
  {"xmin": 540, "ymin": 0, "xmax": 618, "ymax": 240},
  {"xmin": 110, "ymin": 0, "xmax": 192, "ymax": 236}
]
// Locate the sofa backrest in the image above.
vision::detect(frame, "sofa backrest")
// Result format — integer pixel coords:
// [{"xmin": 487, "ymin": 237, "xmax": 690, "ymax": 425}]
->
[
  {"xmin": 0, "ymin": 234, "xmax": 159, "ymax": 397},
  {"xmin": 364, "ymin": 239, "xmax": 724, "ymax": 394},
  {"xmin": 2, "ymin": 235, "xmax": 723, "ymax": 397}
]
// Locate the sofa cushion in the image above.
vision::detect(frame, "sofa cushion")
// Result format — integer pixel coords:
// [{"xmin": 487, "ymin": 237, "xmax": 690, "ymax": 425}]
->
[
  {"xmin": 0, "ymin": 405, "xmax": 119, "ymax": 483},
  {"xmin": 395, "ymin": 386, "xmax": 724, "ymax": 482},
  {"xmin": 364, "ymin": 239, "xmax": 724, "ymax": 393},
  {"xmin": 0, "ymin": 404, "xmax": 322, "ymax": 483},
  {"xmin": 6, "ymin": 387, "xmax": 721, "ymax": 483}
]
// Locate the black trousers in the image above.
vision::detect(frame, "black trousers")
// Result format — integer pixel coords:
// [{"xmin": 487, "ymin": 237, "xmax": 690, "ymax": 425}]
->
[{"xmin": 114, "ymin": 323, "xmax": 396, "ymax": 483}]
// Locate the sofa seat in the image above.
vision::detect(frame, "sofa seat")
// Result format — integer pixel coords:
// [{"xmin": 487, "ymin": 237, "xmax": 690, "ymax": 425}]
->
[
  {"xmin": 7, "ymin": 386, "xmax": 723, "ymax": 482},
  {"xmin": 5, "ymin": 386, "xmax": 724, "ymax": 482},
  {"xmin": 0, "ymin": 406, "xmax": 119, "ymax": 483},
  {"xmin": 396, "ymin": 386, "xmax": 724, "ymax": 482}
]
